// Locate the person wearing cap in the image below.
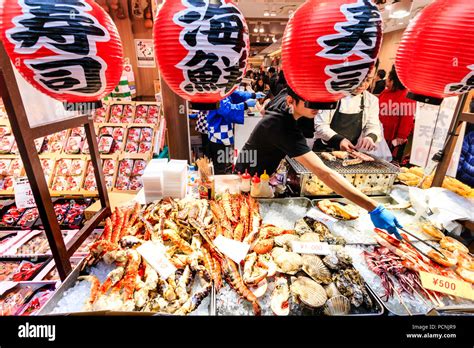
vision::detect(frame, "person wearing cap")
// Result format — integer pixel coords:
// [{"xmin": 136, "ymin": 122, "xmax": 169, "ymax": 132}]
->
[
  {"xmin": 313, "ymin": 66, "xmax": 382, "ymax": 153},
  {"xmin": 235, "ymin": 86, "xmax": 403, "ymax": 239}
]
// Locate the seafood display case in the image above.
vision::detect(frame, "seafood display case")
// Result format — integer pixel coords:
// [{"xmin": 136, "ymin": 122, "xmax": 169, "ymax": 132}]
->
[
  {"xmin": 286, "ymin": 155, "xmax": 400, "ymax": 197},
  {"xmin": 0, "ymin": 281, "xmax": 57, "ymax": 316}
]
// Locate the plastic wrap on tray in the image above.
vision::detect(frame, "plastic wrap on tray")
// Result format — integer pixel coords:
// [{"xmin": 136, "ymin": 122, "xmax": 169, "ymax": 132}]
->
[
  {"xmin": 112, "ymin": 127, "xmax": 125, "ymax": 142},
  {"xmin": 54, "ymin": 203, "xmax": 69, "ymax": 224},
  {"xmin": 81, "ymin": 139, "xmax": 90, "ymax": 154},
  {"xmin": 139, "ymin": 127, "xmax": 153, "ymax": 142},
  {"xmin": 70, "ymin": 159, "xmax": 86, "ymax": 176},
  {"xmin": 124, "ymin": 140, "xmax": 139, "ymax": 153},
  {"xmin": 63, "ymin": 202, "xmax": 88, "ymax": 227},
  {"xmin": 122, "ymin": 104, "xmax": 135, "ymax": 123},
  {"xmin": 99, "ymin": 126, "xmax": 113, "ymax": 136},
  {"xmin": 138, "ymin": 142, "xmax": 152, "ymax": 154},
  {"xmin": 135, "ymin": 105, "xmax": 148, "ymax": 118},
  {"xmin": 0, "ymin": 126, "xmax": 11, "ymax": 137},
  {"xmin": 0, "ymin": 231, "xmax": 18, "ymax": 249},
  {"xmin": 0, "ymin": 261, "xmax": 21, "ymax": 280},
  {"xmin": 92, "ymin": 106, "xmax": 108, "ymax": 123},
  {"xmin": 0, "ymin": 159, "xmax": 11, "ymax": 173},
  {"xmin": 74, "ymin": 229, "xmax": 103, "ymax": 254},
  {"xmin": 83, "ymin": 174, "xmax": 97, "ymax": 191},
  {"xmin": 13, "ymin": 231, "xmax": 68, "ymax": 255},
  {"xmin": 8, "ymin": 159, "xmax": 23, "ymax": 176},
  {"xmin": 11, "ymin": 261, "xmax": 44, "ymax": 281},
  {"xmin": 40, "ymin": 159, "xmax": 54, "ymax": 176},
  {"xmin": 15, "ymin": 285, "xmax": 56, "ymax": 316},
  {"xmin": 0, "ymin": 285, "xmax": 33, "ymax": 315},
  {"xmin": 0, "ymin": 135, "xmax": 15, "ymax": 153},
  {"xmin": 34, "ymin": 137, "xmax": 44, "ymax": 153},
  {"xmin": 115, "ymin": 175, "xmax": 129, "ymax": 190},
  {"xmin": 1, "ymin": 205, "xmax": 25, "ymax": 227},
  {"xmin": 98, "ymin": 135, "xmax": 113, "ymax": 154},
  {"xmin": 64, "ymin": 136, "xmax": 82, "ymax": 154},
  {"xmin": 17, "ymin": 208, "xmax": 39, "ymax": 229},
  {"xmin": 104, "ymin": 175, "xmax": 114, "ymax": 189},
  {"xmin": 129, "ymin": 176, "xmax": 143, "ymax": 190},
  {"xmin": 66, "ymin": 176, "xmax": 82, "ymax": 191},
  {"xmin": 110, "ymin": 104, "xmax": 124, "ymax": 118},
  {"xmin": 102, "ymin": 159, "xmax": 117, "ymax": 176},
  {"xmin": 108, "ymin": 115, "xmax": 121, "ymax": 123},
  {"xmin": 127, "ymin": 127, "xmax": 141, "ymax": 142},
  {"xmin": 118, "ymin": 159, "xmax": 133, "ymax": 176},
  {"xmin": 70, "ymin": 127, "xmax": 85, "ymax": 138},
  {"xmin": 132, "ymin": 159, "xmax": 147, "ymax": 176},
  {"xmin": 55, "ymin": 159, "xmax": 72, "ymax": 177},
  {"xmin": 51, "ymin": 176, "xmax": 68, "ymax": 191}
]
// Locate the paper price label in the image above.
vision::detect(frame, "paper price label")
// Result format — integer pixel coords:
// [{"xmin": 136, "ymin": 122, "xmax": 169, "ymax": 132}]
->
[
  {"xmin": 306, "ymin": 208, "xmax": 337, "ymax": 228},
  {"xmin": 291, "ymin": 241, "xmax": 330, "ymax": 255},
  {"xmin": 14, "ymin": 177, "xmax": 36, "ymax": 209},
  {"xmin": 419, "ymin": 271, "xmax": 474, "ymax": 301},
  {"xmin": 137, "ymin": 241, "xmax": 176, "ymax": 279},
  {"xmin": 213, "ymin": 235, "xmax": 250, "ymax": 263}
]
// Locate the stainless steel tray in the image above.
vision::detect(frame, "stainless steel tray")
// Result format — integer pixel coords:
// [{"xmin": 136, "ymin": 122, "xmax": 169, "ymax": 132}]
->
[{"xmin": 38, "ymin": 257, "xmax": 215, "ymax": 316}]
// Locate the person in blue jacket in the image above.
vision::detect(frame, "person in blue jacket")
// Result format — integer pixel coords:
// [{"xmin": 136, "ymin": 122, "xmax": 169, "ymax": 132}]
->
[
  {"xmin": 456, "ymin": 122, "xmax": 474, "ymax": 188},
  {"xmin": 207, "ymin": 90, "xmax": 264, "ymax": 174}
]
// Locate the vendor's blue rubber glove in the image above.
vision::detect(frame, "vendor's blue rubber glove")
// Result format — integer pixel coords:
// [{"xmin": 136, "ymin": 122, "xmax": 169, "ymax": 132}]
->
[
  {"xmin": 255, "ymin": 92, "xmax": 266, "ymax": 99},
  {"xmin": 188, "ymin": 113, "xmax": 198, "ymax": 120},
  {"xmin": 245, "ymin": 99, "xmax": 257, "ymax": 108},
  {"xmin": 369, "ymin": 205, "xmax": 403, "ymax": 240}
]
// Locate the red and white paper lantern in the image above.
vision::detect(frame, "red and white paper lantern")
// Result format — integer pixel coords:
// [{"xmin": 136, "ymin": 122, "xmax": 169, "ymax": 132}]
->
[
  {"xmin": 396, "ymin": 0, "xmax": 474, "ymax": 105},
  {"xmin": 0, "ymin": 0, "xmax": 124, "ymax": 104},
  {"xmin": 154, "ymin": 0, "xmax": 249, "ymax": 110},
  {"xmin": 282, "ymin": 0, "xmax": 382, "ymax": 109}
]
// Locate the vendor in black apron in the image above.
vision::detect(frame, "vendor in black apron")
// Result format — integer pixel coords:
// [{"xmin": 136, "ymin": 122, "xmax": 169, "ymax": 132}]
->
[
  {"xmin": 235, "ymin": 86, "xmax": 403, "ymax": 240},
  {"xmin": 313, "ymin": 67, "xmax": 382, "ymax": 152}
]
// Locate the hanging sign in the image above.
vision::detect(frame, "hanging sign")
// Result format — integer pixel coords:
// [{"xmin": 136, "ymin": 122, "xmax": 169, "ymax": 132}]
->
[
  {"xmin": 14, "ymin": 177, "xmax": 36, "ymax": 209},
  {"xmin": 135, "ymin": 39, "xmax": 156, "ymax": 68}
]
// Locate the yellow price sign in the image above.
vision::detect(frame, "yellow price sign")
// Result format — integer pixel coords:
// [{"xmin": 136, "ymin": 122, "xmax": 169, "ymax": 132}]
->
[{"xmin": 419, "ymin": 271, "xmax": 474, "ymax": 301}]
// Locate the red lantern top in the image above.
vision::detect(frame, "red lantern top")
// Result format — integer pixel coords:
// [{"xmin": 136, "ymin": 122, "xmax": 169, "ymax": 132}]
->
[
  {"xmin": 0, "ymin": 0, "xmax": 124, "ymax": 104},
  {"xmin": 282, "ymin": 0, "xmax": 382, "ymax": 109},
  {"xmin": 154, "ymin": 0, "xmax": 250, "ymax": 110},
  {"xmin": 396, "ymin": 0, "xmax": 474, "ymax": 105}
]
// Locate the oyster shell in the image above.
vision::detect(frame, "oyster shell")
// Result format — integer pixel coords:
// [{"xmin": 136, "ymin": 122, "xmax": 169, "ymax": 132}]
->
[
  {"xmin": 270, "ymin": 277, "xmax": 290, "ymax": 316},
  {"xmin": 274, "ymin": 234, "xmax": 299, "ymax": 249},
  {"xmin": 299, "ymin": 233, "xmax": 320, "ymax": 243},
  {"xmin": 294, "ymin": 218, "xmax": 313, "ymax": 235},
  {"xmin": 274, "ymin": 251, "xmax": 303, "ymax": 275},
  {"xmin": 271, "ymin": 247, "xmax": 286, "ymax": 259},
  {"xmin": 323, "ymin": 295, "xmax": 351, "ymax": 316},
  {"xmin": 301, "ymin": 255, "xmax": 332, "ymax": 284},
  {"xmin": 335, "ymin": 249, "xmax": 352, "ymax": 268},
  {"xmin": 323, "ymin": 254, "xmax": 340, "ymax": 270},
  {"xmin": 290, "ymin": 276, "xmax": 327, "ymax": 308}
]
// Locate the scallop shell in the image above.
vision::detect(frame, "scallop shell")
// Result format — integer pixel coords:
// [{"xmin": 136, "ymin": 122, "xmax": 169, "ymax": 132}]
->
[
  {"xmin": 323, "ymin": 295, "xmax": 351, "ymax": 316},
  {"xmin": 324, "ymin": 282, "xmax": 342, "ymax": 298},
  {"xmin": 301, "ymin": 255, "xmax": 332, "ymax": 284},
  {"xmin": 250, "ymin": 279, "xmax": 268, "ymax": 298},
  {"xmin": 270, "ymin": 277, "xmax": 290, "ymax": 316},
  {"xmin": 290, "ymin": 276, "xmax": 327, "ymax": 308},
  {"xmin": 274, "ymin": 234, "xmax": 299, "ymax": 248},
  {"xmin": 299, "ymin": 233, "xmax": 320, "ymax": 243},
  {"xmin": 274, "ymin": 251, "xmax": 303, "ymax": 275}
]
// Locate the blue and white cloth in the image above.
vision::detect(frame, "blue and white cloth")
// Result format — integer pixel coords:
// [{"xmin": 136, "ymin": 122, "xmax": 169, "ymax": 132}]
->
[
  {"xmin": 195, "ymin": 111, "xmax": 209, "ymax": 135},
  {"xmin": 207, "ymin": 90, "xmax": 254, "ymax": 146}
]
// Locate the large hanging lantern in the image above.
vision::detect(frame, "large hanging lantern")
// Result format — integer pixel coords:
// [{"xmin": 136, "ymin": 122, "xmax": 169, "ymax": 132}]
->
[
  {"xmin": 154, "ymin": 0, "xmax": 249, "ymax": 110},
  {"xmin": 0, "ymin": 0, "xmax": 124, "ymax": 104},
  {"xmin": 282, "ymin": 0, "xmax": 382, "ymax": 109},
  {"xmin": 395, "ymin": 0, "xmax": 474, "ymax": 105}
]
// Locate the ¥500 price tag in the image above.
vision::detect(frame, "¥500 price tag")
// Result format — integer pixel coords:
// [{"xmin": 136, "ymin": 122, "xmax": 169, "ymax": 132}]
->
[
  {"xmin": 14, "ymin": 177, "xmax": 36, "ymax": 209},
  {"xmin": 419, "ymin": 271, "xmax": 474, "ymax": 301}
]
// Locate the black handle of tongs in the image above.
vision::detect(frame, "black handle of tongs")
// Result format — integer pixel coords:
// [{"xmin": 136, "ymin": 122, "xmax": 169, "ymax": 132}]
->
[{"xmin": 397, "ymin": 227, "xmax": 448, "ymax": 260}]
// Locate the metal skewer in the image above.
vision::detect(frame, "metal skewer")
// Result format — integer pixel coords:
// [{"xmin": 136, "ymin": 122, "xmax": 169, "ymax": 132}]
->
[{"xmin": 397, "ymin": 227, "xmax": 448, "ymax": 260}]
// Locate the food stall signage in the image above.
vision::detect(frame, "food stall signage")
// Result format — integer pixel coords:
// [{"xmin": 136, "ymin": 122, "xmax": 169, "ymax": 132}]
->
[
  {"xmin": 291, "ymin": 241, "xmax": 330, "ymax": 255},
  {"xmin": 213, "ymin": 235, "xmax": 250, "ymax": 263},
  {"xmin": 14, "ymin": 177, "xmax": 36, "ymax": 209}
]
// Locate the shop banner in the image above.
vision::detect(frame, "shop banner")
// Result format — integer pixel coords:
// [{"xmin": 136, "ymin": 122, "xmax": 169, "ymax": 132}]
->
[
  {"xmin": 411, "ymin": 97, "xmax": 465, "ymax": 177},
  {"xmin": 135, "ymin": 39, "xmax": 156, "ymax": 68}
]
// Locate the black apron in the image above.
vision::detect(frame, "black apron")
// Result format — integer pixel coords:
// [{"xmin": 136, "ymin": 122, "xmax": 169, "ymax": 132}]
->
[{"xmin": 313, "ymin": 95, "xmax": 364, "ymax": 151}]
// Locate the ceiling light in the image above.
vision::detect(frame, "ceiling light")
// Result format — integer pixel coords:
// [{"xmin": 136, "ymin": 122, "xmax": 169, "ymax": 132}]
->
[
  {"xmin": 389, "ymin": 0, "xmax": 412, "ymax": 19},
  {"xmin": 253, "ymin": 26, "xmax": 258, "ymax": 33},
  {"xmin": 263, "ymin": 10, "xmax": 269, "ymax": 16},
  {"xmin": 256, "ymin": 36, "xmax": 260, "ymax": 43},
  {"xmin": 265, "ymin": 36, "xmax": 270, "ymax": 42},
  {"xmin": 272, "ymin": 36, "xmax": 277, "ymax": 43},
  {"xmin": 270, "ymin": 11, "xmax": 276, "ymax": 16},
  {"xmin": 259, "ymin": 27, "xmax": 265, "ymax": 33}
]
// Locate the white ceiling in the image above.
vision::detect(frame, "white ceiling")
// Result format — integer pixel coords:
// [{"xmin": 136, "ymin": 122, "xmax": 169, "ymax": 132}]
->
[{"xmin": 238, "ymin": 0, "xmax": 435, "ymax": 56}]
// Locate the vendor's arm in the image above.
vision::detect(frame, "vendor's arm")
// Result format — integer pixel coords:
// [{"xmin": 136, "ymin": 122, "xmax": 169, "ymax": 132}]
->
[
  {"xmin": 314, "ymin": 110, "xmax": 354, "ymax": 150},
  {"xmin": 230, "ymin": 90, "xmax": 256, "ymax": 104},
  {"xmin": 296, "ymin": 151, "xmax": 377, "ymax": 211},
  {"xmin": 219, "ymin": 97, "xmax": 246, "ymax": 125}
]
